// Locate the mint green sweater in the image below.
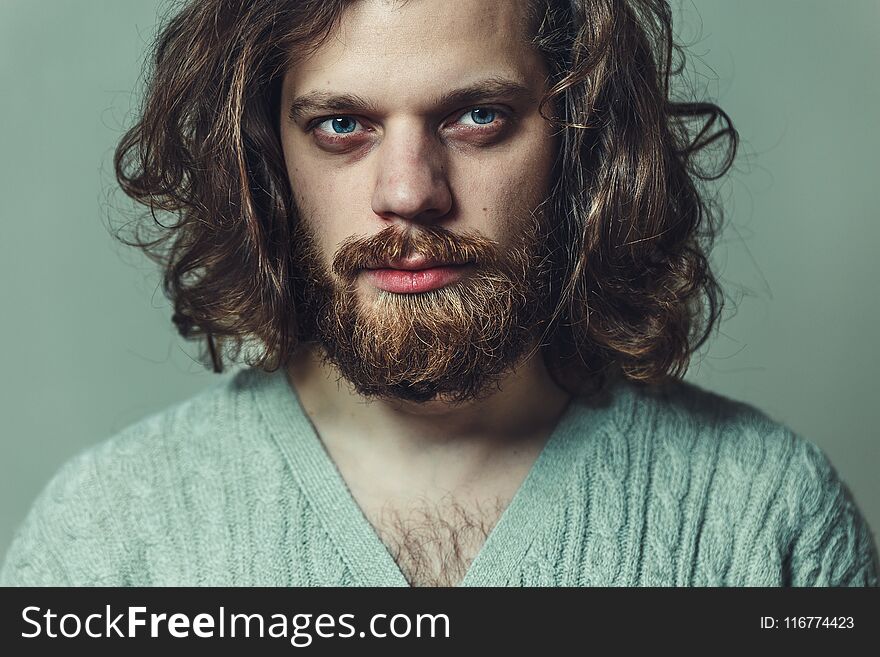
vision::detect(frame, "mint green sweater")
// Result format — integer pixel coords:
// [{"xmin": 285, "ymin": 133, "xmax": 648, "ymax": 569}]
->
[{"xmin": 1, "ymin": 367, "xmax": 877, "ymax": 586}]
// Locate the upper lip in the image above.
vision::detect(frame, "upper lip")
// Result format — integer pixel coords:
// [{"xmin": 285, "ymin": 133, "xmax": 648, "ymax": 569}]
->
[{"xmin": 367, "ymin": 257, "xmax": 469, "ymax": 271}]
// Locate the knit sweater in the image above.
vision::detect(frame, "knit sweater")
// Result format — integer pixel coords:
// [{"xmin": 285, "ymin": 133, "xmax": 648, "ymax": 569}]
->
[{"xmin": 1, "ymin": 366, "xmax": 877, "ymax": 587}]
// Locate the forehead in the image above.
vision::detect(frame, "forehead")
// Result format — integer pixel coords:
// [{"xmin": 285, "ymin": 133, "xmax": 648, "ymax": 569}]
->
[{"xmin": 283, "ymin": 0, "xmax": 546, "ymax": 110}]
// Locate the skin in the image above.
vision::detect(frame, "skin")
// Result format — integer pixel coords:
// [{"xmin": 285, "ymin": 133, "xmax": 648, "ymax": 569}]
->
[{"xmin": 277, "ymin": 0, "xmax": 571, "ymax": 506}]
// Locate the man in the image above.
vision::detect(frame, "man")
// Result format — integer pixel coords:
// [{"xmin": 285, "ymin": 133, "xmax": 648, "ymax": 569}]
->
[{"xmin": 1, "ymin": 0, "xmax": 877, "ymax": 587}]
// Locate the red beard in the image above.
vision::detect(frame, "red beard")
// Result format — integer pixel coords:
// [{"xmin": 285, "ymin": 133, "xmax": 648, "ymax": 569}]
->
[{"xmin": 289, "ymin": 209, "xmax": 554, "ymax": 405}]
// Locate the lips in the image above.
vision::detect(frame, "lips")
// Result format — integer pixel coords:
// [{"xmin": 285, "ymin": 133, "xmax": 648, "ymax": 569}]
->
[{"xmin": 362, "ymin": 259, "xmax": 473, "ymax": 293}]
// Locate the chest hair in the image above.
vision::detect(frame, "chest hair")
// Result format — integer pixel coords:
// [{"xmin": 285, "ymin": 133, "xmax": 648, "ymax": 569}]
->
[{"xmin": 366, "ymin": 494, "xmax": 508, "ymax": 587}]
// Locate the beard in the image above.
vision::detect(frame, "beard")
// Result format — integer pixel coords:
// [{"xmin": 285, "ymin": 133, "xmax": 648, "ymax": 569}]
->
[{"xmin": 288, "ymin": 204, "xmax": 555, "ymax": 406}]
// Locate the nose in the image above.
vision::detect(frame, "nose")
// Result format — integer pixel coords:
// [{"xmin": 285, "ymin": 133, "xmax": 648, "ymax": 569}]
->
[{"xmin": 370, "ymin": 120, "xmax": 453, "ymax": 227}]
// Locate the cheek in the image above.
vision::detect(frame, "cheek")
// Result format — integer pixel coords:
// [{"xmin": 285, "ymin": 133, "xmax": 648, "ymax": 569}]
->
[
  {"xmin": 288, "ymin": 167, "xmax": 367, "ymax": 266},
  {"xmin": 280, "ymin": 127, "xmax": 374, "ymax": 268},
  {"xmin": 466, "ymin": 137, "xmax": 555, "ymax": 229},
  {"xmin": 509, "ymin": 135, "xmax": 557, "ymax": 221}
]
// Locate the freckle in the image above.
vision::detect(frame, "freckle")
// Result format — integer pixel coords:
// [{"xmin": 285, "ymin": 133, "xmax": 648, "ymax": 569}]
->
[{"xmin": 482, "ymin": 207, "xmax": 487, "ymax": 212}]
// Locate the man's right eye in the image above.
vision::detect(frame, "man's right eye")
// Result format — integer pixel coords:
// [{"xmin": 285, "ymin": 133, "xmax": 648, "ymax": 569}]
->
[{"xmin": 311, "ymin": 116, "xmax": 364, "ymax": 136}]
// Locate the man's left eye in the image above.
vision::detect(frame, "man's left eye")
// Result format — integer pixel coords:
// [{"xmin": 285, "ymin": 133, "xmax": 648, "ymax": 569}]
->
[{"xmin": 458, "ymin": 107, "xmax": 502, "ymax": 126}]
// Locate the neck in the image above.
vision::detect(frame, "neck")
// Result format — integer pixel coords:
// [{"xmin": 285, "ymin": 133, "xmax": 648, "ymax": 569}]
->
[{"xmin": 285, "ymin": 341, "xmax": 573, "ymax": 462}]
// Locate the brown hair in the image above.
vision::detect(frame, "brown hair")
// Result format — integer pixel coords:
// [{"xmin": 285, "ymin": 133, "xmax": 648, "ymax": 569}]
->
[{"xmin": 113, "ymin": 0, "xmax": 737, "ymax": 397}]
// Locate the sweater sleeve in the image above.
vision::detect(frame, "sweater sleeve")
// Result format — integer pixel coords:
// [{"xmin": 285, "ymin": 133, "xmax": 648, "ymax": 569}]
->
[
  {"xmin": 783, "ymin": 437, "xmax": 879, "ymax": 587},
  {"xmin": 0, "ymin": 448, "xmax": 127, "ymax": 587}
]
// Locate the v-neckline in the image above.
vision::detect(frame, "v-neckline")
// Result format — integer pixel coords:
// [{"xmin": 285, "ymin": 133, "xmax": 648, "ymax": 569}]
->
[{"xmin": 254, "ymin": 367, "xmax": 591, "ymax": 587}]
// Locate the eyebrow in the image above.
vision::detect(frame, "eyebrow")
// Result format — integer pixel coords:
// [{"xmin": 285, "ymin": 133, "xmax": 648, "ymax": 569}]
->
[{"xmin": 286, "ymin": 76, "xmax": 535, "ymax": 123}]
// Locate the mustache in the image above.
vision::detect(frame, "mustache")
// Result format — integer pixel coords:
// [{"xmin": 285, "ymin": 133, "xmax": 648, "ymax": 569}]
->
[{"xmin": 331, "ymin": 224, "xmax": 501, "ymax": 280}]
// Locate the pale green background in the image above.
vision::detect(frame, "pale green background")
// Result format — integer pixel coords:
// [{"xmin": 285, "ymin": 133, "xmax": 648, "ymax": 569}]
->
[{"xmin": 1, "ymin": 1, "xmax": 878, "ymax": 563}]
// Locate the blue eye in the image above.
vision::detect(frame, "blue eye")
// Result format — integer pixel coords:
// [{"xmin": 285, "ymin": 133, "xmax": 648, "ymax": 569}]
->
[
  {"xmin": 462, "ymin": 108, "xmax": 497, "ymax": 125},
  {"xmin": 327, "ymin": 116, "xmax": 358, "ymax": 134},
  {"xmin": 311, "ymin": 106, "xmax": 506, "ymax": 138}
]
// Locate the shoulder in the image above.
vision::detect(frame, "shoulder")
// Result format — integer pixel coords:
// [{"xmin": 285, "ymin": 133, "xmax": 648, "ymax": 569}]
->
[
  {"xmin": 62, "ymin": 366, "xmax": 280, "ymax": 483},
  {"xmin": 66, "ymin": 370, "xmax": 245, "ymax": 495},
  {"xmin": 609, "ymin": 375, "xmax": 816, "ymax": 472},
  {"xmin": 594, "ymin": 374, "xmax": 802, "ymax": 475},
  {"xmin": 0, "ymin": 368, "xmax": 273, "ymax": 586},
  {"xmin": 599, "ymin": 376, "xmax": 879, "ymax": 586}
]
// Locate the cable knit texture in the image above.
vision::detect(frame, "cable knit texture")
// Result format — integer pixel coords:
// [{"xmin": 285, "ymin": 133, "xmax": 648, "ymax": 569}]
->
[{"xmin": 2, "ymin": 367, "xmax": 877, "ymax": 587}]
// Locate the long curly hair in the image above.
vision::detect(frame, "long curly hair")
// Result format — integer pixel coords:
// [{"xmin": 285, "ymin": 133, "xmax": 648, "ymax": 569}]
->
[{"xmin": 113, "ymin": 0, "xmax": 737, "ymax": 398}]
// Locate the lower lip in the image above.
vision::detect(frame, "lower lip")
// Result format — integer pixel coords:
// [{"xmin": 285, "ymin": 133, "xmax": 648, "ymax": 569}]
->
[{"xmin": 363, "ymin": 265, "xmax": 471, "ymax": 293}]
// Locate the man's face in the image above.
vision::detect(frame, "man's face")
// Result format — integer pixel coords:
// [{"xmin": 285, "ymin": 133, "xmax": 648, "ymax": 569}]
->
[{"xmin": 278, "ymin": 0, "xmax": 560, "ymax": 405}]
